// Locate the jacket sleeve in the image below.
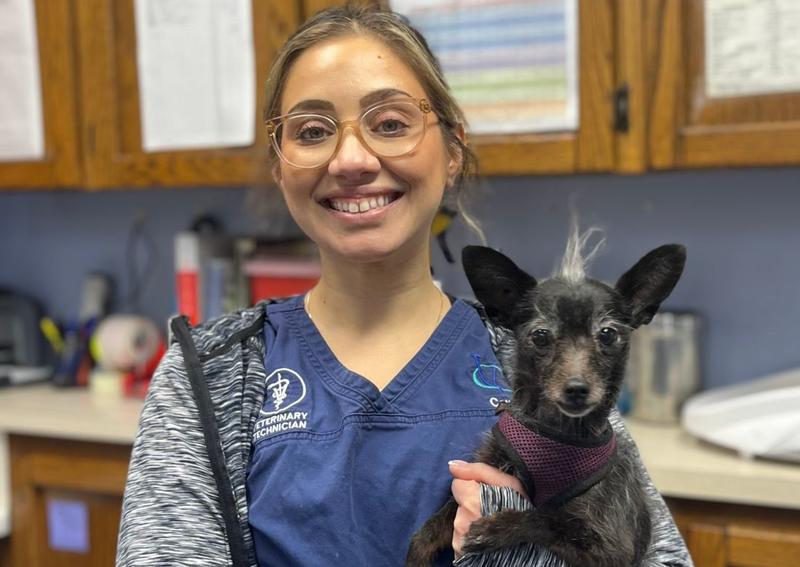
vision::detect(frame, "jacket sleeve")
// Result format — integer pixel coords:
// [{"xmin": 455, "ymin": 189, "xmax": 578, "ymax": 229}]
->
[
  {"xmin": 116, "ymin": 342, "xmax": 234, "ymax": 566},
  {"xmin": 455, "ymin": 409, "xmax": 694, "ymax": 567}
]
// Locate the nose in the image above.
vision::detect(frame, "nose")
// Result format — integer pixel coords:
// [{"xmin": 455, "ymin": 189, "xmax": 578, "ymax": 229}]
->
[
  {"xmin": 327, "ymin": 126, "xmax": 380, "ymax": 181},
  {"xmin": 564, "ymin": 378, "xmax": 590, "ymax": 405}
]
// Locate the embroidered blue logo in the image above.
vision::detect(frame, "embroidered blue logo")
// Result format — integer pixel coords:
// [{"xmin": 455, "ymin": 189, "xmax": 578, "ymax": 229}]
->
[
  {"xmin": 471, "ymin": 354, "xmax": 511, "ymax": 393},
  {"xmin": 471, "ymin": 354, "xmax": 511, "ymax": 409},
  {"xmin": 261, "ymin": 368, "xmax": 307, "ymax": 416}
]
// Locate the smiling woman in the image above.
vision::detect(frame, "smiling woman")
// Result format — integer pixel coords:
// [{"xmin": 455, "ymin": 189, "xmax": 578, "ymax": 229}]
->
[{"xmin": 115, "ymin": 6, "xmax": 692, "ymax": 567}]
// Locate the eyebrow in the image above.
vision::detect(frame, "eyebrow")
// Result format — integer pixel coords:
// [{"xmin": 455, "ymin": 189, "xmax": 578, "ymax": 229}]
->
[{"xmin": 285, "ymin": 88, "xmax": 414, "ymax": 115}]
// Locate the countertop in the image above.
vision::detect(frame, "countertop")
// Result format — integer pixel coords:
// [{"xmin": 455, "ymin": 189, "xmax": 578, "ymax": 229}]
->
[
  {"xmin": 0, "ymin": 384, "xmax": 143, "ymax": 538},
  {"xmin": 1, "ymin": 385, "xmax": 800, "ymax": 539}
]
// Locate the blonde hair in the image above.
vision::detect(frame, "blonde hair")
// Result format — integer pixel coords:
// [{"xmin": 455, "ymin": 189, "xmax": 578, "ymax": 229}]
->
[{"xmin": 263, "ymin": 4, "xmax": 484, "ymax": 242}]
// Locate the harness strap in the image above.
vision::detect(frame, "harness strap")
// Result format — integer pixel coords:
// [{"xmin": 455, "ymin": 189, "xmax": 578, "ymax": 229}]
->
[{"xmin": 493, "ymin": 412, "xmax": 618, "ymax": 507}]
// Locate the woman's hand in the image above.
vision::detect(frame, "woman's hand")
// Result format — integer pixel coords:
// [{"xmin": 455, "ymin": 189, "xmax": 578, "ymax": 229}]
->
[{"xmin": 447, "ymin": 460, "xmax": 528, "ymax": 559}]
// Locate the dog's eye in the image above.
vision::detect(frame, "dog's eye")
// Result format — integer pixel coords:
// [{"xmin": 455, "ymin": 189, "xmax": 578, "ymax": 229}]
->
[
  {"xmin": 598, "ymin": 327, "xmax": 619, "ymax": 346},
  {"xmin": 530, "ymin": 329, "xmax": 553, "ymax": 348}
]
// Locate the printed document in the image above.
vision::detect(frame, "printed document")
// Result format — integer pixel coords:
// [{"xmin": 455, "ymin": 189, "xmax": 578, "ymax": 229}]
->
[{"xmin": 135, "ymin": 0, "xmax": 255, "ymax": 151}]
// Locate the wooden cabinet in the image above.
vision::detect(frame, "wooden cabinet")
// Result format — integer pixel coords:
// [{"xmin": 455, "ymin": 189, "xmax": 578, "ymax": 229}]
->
[
  {"xmin": 619, "ymin": 0, "xmax": 800, "ymax": 171},
  {"xmin": 667, "ymin": 497, "xmax": 800, "ymax": 567},
  {"xmin": 74, "ymin": 0, "xmax": 299, "ymax": 188},
  {"xmin": 1, "ymin": 0, "xmax": 299, "ymax": 190},
  {"xmin": 306, "ymin": 0, "xmax": 616, "ymax": 175},
  {"xmin": 0, "ymin": 0, "xmax": 82, "ymax": 190},
  {"xmin": 8, "ymin": 435, "xmax": 131, "ymax": 567},
  {"xmin": 3, "ymin": 0, "xmax": 799, "ymax": 190}
]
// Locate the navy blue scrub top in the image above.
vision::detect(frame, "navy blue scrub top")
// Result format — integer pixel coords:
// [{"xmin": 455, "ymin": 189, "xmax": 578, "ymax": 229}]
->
[{"xmin": 247, "ymin": 295, "xmax": 511, "ymax": 566}]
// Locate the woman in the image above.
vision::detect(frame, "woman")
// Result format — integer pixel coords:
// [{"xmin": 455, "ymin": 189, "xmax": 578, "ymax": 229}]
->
[{"xmin": 117, "ymin": 5, "xmax": 691, "ymax": 567}]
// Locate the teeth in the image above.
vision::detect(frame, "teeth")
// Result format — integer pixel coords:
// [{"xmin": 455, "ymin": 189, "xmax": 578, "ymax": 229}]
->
[{"xmin": 329, "ymin": 194, "xmax": 397, "ymax": 214}]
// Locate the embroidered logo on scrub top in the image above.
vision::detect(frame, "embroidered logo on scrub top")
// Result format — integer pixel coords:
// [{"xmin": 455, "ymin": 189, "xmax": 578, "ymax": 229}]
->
[
  {"xmin": 471, "ymin": 354, "xmax": 511, "ymax": 409},
  {"xmin": 253, "ymin": 368, "xmax": 310, "ymax": 443},
  {"xmin": 262, "ymin": 368, "xmax": 307, "ymax": 416}
]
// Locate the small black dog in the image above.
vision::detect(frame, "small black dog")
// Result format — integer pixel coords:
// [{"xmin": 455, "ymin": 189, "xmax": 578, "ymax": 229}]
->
[{"xmin": 407, "ymin": 234, "xmax": 686, "ymax": 567}]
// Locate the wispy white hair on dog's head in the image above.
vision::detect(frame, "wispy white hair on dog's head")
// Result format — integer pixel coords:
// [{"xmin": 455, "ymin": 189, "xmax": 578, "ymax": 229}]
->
[{"xmin": 556, "ymin": 216, "xmax": 606, "ymax": 284}]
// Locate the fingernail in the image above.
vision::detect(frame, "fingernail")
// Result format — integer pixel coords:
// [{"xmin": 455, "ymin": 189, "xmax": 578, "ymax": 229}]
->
[{"xmin": 448, "ymin": 460, "xmax": 467, "ymax": 467}]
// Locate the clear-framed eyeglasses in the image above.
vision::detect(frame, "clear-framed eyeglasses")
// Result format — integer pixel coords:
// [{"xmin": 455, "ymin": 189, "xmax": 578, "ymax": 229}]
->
[{"xmin": 266, "ymin": 97, "xmax": 435, "ymax": 169}]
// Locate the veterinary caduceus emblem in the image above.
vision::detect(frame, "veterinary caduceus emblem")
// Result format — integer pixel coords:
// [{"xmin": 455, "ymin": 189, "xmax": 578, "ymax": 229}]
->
[
  {"xmin": 267, "ymin": 372, "xmax": 290, "ymax": 410},
  {"xmin": 261, "ymin": 368, "xmax": 307, "ymax": 416}
]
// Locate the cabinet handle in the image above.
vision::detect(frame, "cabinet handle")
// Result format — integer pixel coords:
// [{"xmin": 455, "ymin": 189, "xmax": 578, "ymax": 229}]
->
[{"xmin": 614, "ymin": 84, "xmax": 630, "ymax": 133}]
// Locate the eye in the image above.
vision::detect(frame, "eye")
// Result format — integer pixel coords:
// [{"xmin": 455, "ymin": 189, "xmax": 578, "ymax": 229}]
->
[
  {"xmin": 373, "ymin": 117, "xmax": 410, "ymax": 137},
  {"xmin": 284, "ymin": 115, "xmax": 336, "ymax": 145},
  {"xmin": 598, "ymin": 327, "xmax": 619, "ymax": 346},
  {"xmin": 530, "ymin": 329, "xmax": 553, "ymax": 348},
  {"xmin": 366, "ymin": 106, "xmax": 414, "ymax": 137},
  {"xmin": 296, "ymin": 121, "xmax": 335, "ymax": 143}
]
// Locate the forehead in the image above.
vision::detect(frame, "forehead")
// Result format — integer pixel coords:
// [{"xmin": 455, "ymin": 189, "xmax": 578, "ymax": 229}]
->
[
  {"xmin": 280, "ymin": 34, "xmax": 428, "ymax": 114},
  {"xmin": 532, "ymin": 280, "xmax": 619, "ymax": 325}
]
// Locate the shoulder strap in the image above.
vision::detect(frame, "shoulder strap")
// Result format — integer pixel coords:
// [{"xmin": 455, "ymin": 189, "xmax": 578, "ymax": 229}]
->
[{"xmin": 171, "ymin": 316, "xmax": 250, "ymax": 567}]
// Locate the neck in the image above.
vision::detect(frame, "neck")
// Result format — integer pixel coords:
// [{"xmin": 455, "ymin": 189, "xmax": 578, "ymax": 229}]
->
[{"xmin": 306, "ymin": 247, "xmax": 447, "ymax": 335}]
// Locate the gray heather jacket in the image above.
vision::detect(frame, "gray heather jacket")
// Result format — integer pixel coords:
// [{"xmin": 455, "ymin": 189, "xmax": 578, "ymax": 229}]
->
[{"xmin": 116, "ymin": 301, "xmax": 693, "ymax": 567}]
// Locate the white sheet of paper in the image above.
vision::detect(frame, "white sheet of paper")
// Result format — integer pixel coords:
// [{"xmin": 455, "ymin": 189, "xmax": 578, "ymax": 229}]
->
[
  {"xmin": 134, "ymin": 0, "xmax": 255, "ymax": 152},
  {"xmin": 391, "ymin": 0, "xmax": 579, "ymax": 135},
  {"xmin": 0, "ymin": 0, "xmax": 45, "ymax": 161},
  {"xmin": 705, "ymin": 0, "xmax": 800, "ymax": 98}
]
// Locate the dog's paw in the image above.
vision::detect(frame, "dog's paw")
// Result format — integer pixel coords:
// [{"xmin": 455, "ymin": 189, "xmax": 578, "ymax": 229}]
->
[{"xmin": 461, "ymin": 518, "xmax": 507, "ymax": 555}]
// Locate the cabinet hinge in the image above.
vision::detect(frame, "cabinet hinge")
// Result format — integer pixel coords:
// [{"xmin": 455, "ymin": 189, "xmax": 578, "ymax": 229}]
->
[{"xmin": 614, "ymin": 84, "xmax": 630, "ymax": 133}]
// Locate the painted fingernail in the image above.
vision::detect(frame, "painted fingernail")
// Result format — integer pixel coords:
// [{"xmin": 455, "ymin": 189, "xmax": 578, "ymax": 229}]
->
[{"xmin": 448, "ymin": 460, "xmax": 467, "ymax": 467}]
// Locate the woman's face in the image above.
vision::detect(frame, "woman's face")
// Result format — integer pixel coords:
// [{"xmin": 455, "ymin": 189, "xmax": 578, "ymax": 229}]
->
[{"xmin": 272, "ymin": 34, "xmax": 461, "ymax": 266}]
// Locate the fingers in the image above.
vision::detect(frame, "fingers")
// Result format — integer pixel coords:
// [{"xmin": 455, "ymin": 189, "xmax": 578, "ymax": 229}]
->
[
  {"xmin": 450, "ymin": 479, "xmax": 481, "ymax": 559},
  {"xmin": 448, "ymin": 460, "xmax": 527, "ymax": 498}
]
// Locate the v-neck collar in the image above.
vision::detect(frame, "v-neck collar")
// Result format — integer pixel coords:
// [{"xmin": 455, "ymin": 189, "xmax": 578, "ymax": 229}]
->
[{"xmin": 289, "ymin": 294, "xmax": 470, "ymax": 412}]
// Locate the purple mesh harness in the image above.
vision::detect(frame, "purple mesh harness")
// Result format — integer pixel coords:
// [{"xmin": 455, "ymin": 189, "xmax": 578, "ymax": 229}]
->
[{"xmin": 493, "ymin": 411, "xmax": 617, "ymax": 508}]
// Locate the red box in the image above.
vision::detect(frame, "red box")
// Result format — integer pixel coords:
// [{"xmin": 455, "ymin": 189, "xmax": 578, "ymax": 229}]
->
[{"xmin": 245, "ymin": 258, "xmax": 321, "ymax": 304}]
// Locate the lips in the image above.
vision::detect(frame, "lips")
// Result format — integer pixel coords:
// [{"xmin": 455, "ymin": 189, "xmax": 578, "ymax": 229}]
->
[{"xmin": 322, "ymin": 191, "xmax": 403, "ymax": 214}]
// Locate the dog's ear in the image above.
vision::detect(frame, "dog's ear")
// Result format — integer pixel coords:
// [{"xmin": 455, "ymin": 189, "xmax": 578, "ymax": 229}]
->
[
  {"xmin": 462, "ymin": 246, "xmax": 537, "ymax": 328},
  {"xmin": 615, "ymin": 244, "xmax": 686, "ymax": 328}
]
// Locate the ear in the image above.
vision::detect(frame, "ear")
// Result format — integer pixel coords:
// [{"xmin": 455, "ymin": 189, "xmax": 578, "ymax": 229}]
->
[
  {"xmin": 271, "ymin": 162, "xmax": 283, "ymax": 187},
  {"xmin": 462, "ymin": 245, "xmax": 537, "ymax": 328},
  {"xmin": 615, "ymin": 244, "xmax": 686, "ymax": 328},
  {"xmin": 445, "ymin": 123, "xmax": 466, "ymax": 189}
]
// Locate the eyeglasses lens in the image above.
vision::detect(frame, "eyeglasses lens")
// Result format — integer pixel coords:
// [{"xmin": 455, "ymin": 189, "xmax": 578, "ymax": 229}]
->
[{"xmin": 274, "ymin": 101, "xmax": 426, "ymax": 168}]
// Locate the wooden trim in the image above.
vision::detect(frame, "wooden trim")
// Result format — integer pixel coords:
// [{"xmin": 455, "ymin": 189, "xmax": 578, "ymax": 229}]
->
[
  {"xmin": 687, "ymin": 523, "xmax": 727, "ymax": 567},
  {"xmin": 576, "ymin": 0, "xmax": 614, "ymax": 171},
  {"xmin": 0, "ymin": 0, "xmax": 82, "ymax": 190},
  {"xmin": 647, "ymin": 0, "xmax": 684, "ymax": 169},
  {"xmin": 614, "ymin": 0, "xmax": 648, "ymax": 173},
  {"xmin": 474, "ymin": 135, "xmax": 575, "ymax": 175},
  {"xmin": 680, "ymin": 124, "xmax": 800, "ymax": 167}
]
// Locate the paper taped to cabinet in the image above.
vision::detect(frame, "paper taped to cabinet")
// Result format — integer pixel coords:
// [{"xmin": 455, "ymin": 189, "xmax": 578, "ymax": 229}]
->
[
  {"xmin": 391, "ymin": 0, "xmax": 579, "ymax": 134},
  {"xmin": 705, "ymin": 0, "xmax": 800, "ymax": 98},
  {"xmin": 0, "ymin": 0, "xmax": 44, "ymax": 161},
  {"xmin": 134, "ymin": 0, "xmax": 255, "ymax": 152}
]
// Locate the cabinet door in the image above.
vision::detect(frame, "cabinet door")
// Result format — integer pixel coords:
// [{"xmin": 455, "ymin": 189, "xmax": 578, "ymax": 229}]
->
[
  {"xmin": 74, "ymin": 0, "xmax": 299, "ymax": 188},
  {"xmin": 474, "ymin": 0, "xmax": 615, "ymax": 175},
  {"xmin": 668, "ymin": 497, "xmax": 800, "ymax": 567},
  {"xmin": 640, "ymin": 0, "xmax": 800, "ymax": 169},
  {"xmin": 0, "ymin": 0, "xmax": 81, "ymax": 189},
  {"xmin": 302, "ymin": 0, "xmax": 615, "ymax": 175},
  {"xmin": 9, "ymin": 435, "xmax": 131, "ymax": 567}
]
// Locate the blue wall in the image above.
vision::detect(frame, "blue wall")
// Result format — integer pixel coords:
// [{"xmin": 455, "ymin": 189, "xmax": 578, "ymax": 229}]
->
[{"xmin": 2, "ymin": 167, "xmax": 799, "ymax": 390}]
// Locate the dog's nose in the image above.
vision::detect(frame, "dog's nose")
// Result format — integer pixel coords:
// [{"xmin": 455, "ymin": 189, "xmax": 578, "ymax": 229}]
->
[{"xmin": 564, "ymin": 378, "xmax": 590, "ymax": 404}]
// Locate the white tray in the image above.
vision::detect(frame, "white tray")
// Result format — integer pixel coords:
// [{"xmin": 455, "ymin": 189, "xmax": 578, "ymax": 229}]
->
[{"xmin": 681, "ymin": 367, "xmax": 800, "ymax": 462}]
